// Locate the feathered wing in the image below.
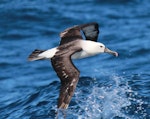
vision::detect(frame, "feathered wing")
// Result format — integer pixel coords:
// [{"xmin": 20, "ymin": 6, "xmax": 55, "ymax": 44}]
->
[
  {"xmin": 51, "ymin": 41, "xmax": 82, "ymax": 109},
  {"xmin": 59, "ymin": 26, "xmax": 82, "ymax": 45},
  {"xmin": 80, "ymin": 22, "xmax": 99, "ymax": 42},
  {"xmin": 59, "ymin": 22, "xmax": 99, "ymax": 45}
]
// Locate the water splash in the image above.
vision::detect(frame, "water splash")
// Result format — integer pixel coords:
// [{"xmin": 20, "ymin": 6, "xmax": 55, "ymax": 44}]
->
[
  {"xmin": 55, "ymin": 74, "xmax": 148, "ymax": 119},
  {"xmin": 73, "ymin": 75, "xmax": 131, "ymax": 119},
  {"xmin": 56, "ymin": 75, "xmax": 129, "ymax": 119}
]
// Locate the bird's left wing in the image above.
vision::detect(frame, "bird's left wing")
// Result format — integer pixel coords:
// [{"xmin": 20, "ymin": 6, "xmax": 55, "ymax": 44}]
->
[
  {"xmin": 59, "ymin": 26, "xmax": 82, "ymax": 45},
  {"xmin": 80, "ymin": 22, "xmax": 99, "ymax": 42},
  {"xmin": 51, "ymin": 41, "xmax": 82, "ymax": 109},
  {"xmin": 59, "ymin": 22, "xmax": 99, "ymax": 46}
]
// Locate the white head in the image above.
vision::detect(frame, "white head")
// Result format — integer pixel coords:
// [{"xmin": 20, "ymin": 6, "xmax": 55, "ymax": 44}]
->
[
  {"xmin": 81, "ymin": 40, "xmax": 118, "ymax": 57},
  {"xmin": 92, "ymin": 42, "xmax": 105, "ymax": 54}
]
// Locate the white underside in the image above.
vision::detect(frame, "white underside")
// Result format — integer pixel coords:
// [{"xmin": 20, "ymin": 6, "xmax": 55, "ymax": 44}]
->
[
  {"xmin": 71, "ymin": 50, "xmax": 97, "ymax": 59},
  {"xmin": 38, "ymin": 40, "xmax": 105, "ymax": 59},
  {"xmin": 71, "ymin": 40, "xmax": 105, "ymax": 59},
  {"xmin": 38, "ymin": 47, "xmax": 93, "ymax": 59}
]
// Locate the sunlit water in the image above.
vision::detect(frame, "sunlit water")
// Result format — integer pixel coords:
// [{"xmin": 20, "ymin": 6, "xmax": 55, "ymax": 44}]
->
[{"xmin": 0, "ymin": 0, "xmax": 149, "ymax": 119}]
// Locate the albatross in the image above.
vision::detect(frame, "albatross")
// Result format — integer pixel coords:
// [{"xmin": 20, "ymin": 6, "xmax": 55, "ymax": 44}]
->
[{"xmin": 28, "ymin": 22, "xmax": 118, "ymax": 109}]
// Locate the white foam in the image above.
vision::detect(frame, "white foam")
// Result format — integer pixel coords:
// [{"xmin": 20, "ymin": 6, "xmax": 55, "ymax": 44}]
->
[
  {"xmin": 73, "ymin": 74, "xmax": 131, "ymax": 119},
  {"xmin": 55, "ymin": 73, "xmax": 147, "ymax": 119}
]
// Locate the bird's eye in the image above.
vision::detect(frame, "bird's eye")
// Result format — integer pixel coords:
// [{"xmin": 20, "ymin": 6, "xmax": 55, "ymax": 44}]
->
[{"xmin": 100, "ymin": 46, "xmax": 103, "ymax": 48}]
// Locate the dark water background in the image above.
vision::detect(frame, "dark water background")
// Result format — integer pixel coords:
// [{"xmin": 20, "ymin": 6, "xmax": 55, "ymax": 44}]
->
[{"xmin": 0, "ymin": 0, "xmax": 149, "ymax": 119}]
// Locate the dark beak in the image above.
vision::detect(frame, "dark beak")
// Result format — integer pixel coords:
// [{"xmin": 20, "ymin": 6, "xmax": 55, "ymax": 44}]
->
[{"xmin": 104, "ymin": 47, "xmax": 118, "ymax": 57}]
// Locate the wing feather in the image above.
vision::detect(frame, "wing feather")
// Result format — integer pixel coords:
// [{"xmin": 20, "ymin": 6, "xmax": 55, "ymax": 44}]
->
[
  {"xmin": 59, "ymin": 26, "xmax": 82, "ymax": 45},
  {"xmin": 59, "ymin": 22, "xmax": 100, "ymax": 45},
  {"xmin": 80, "ymin": 22, "xmax": 99, "ymax": 42},
  {"xmin": 51, "ymin": 41, "xmax": 82, "ymax": 109}
]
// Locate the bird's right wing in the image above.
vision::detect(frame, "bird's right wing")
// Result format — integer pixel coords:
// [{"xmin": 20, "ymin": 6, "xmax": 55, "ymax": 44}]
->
[{"xmin": 51, "ymin": 41, "xmax": 82, "ymax": 109}]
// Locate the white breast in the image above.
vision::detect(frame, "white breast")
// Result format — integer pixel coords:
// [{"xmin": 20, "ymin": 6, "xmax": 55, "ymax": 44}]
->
[
  {"xmin": 71, "ymin": 50, "xmax": 91, "ymax": 59},
  {"xmin": 72, "ymin": 40, "xmax": 105, "ymax": 59}
]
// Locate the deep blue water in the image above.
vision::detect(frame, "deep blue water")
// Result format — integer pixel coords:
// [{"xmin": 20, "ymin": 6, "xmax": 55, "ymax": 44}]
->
[{"xmin": 0, "ymin": 0, "xmax": 150, "ymax": 119}]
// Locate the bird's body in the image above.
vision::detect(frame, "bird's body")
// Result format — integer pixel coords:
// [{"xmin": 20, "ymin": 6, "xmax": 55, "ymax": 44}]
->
[
  {"xmin": 34, "ymin": 40, "xmax": 106, "ymax": 60},
  {"xmin": 28, "ymin": 22, "xmax": 118, "ymax": 109},
  {"xmin": 73, "ymin": 40, "xmax": 106, "ymax": 59}
]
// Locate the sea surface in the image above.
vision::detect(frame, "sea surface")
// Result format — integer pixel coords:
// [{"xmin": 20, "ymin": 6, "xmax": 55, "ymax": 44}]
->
[{"xmin": 0, "ymin": 0, "xmax": 149, "ymax": 119}]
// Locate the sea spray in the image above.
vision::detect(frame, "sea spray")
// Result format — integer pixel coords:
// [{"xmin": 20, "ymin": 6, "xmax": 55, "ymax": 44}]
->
[
  {"xmin": 55, "ymin": 74, "xmax": 148, "ymax": 119},
  {"xmin": 61, "ymin": 74, "xmax": 132, "ymax": 119}
]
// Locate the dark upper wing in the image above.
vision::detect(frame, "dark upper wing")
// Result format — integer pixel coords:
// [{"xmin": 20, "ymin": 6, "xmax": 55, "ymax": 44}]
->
[
  {"xmin": 59, "ymin": 22, "xmax": 99, "ymax": 45},
  {"xmin": 80, "ymin": 22, "xmax": 99, "ymax": 42},
  {"xmin": 59, "ymin": 26, "xmax": 82, "ymax": 45},
  {"xmin": 51, "ymin": 41, "xmax": 82, "ymax": 109}
]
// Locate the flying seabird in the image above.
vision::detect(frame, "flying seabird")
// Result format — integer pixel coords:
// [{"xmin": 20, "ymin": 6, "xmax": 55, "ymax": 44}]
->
[{"xmin": 28, "ymin": 22, "xmax": 118, "ymax": 109}]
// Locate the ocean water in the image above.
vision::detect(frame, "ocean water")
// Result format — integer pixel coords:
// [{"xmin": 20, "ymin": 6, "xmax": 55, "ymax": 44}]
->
[{"xmin": 0, "ymin": 0, "xmax": 149, "ymax": 119}]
